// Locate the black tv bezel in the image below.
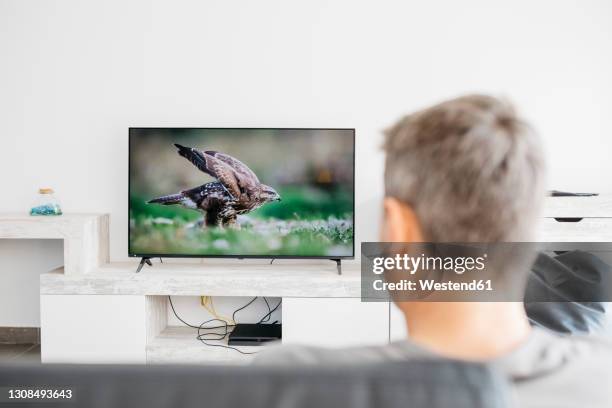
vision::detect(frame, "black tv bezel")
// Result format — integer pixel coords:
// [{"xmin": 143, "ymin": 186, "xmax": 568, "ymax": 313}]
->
[{"xmin": 128, "ymin": 127, "xmax": 356, "ymax": 260}]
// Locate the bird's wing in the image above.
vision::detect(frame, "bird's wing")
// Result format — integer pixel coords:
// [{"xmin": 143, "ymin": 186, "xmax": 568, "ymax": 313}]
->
[
  {"xmin": 174, "ymin": 144, "xmax": 242, "ymax": 198},
  {"xmin": 204, "ymin": 150, "xmax": 260, "ymax": 184},
  {"xmin": 184, "ymin": 182, "xmax": 228, "ymax": 202}
]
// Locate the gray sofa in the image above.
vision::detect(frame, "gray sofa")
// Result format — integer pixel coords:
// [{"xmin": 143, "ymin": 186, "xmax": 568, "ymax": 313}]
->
[{"xmin": 0, "ymin": 360, "xmax": 511, "ymax": 408}]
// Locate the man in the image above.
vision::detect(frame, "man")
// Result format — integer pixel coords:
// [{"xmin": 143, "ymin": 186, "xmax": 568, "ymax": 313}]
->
[{"xmin": 255, "ymin": 95, "xmax": 612, "ymax": 407}]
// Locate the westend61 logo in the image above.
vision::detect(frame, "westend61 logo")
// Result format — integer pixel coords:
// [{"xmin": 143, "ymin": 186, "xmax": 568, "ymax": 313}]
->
[
  {"xmin": 362, "ymin": 242, "xmax": 612, "ymax": 302},
  {"xmin": 369, "ymin": 251, "xmax": 493, "ymax": 295},
  {"xmin": 372, "ymin": 253, "xmax": 488, "ymax": 275},
  {"xmin": 361, "ymin": 243, "xmax": 502, "ymax": 300}
]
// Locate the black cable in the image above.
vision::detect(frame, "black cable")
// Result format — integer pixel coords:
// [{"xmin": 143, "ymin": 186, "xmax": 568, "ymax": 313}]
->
[
  {"xmin": 196, "ymin": 319, "xmax": 257, "ymax": 355},
  {"xmin": 168, "ymin": 296, "xmax": 201, "ymax": 329},
  {"xmin": 258, "ymin": 299, "xmax": 282, "ymax": 324},
  {"xmin": 260, "ymin": 297, "xmax": 272, "ymax": 323},
  {"xmin": 232, "ymin": 296, "xmax": 258, "ymax": 323},
  {"xmin": 168, "ymin": 296, "xmax": 260, "ymax": 355}
]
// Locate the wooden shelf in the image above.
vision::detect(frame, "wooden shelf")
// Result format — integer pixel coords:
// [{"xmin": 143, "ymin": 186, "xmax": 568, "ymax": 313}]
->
[
  {"xmin": 542, "ymin": 195, "xmax": 612, "ymax": 218},
  {"xmin": 41, "ymin": 259, "xmax": 361, "ymax": 298},
  {"xmin": 539, "ymin": 196, "xmax": 612, "ymax": 242},
  {"xmin": 0, "ymin": 213, "xmax": 109, "ymax": 275},
  {"xmin": 147, "ymin": 326, "xmax": 262, "ymax": 365}
]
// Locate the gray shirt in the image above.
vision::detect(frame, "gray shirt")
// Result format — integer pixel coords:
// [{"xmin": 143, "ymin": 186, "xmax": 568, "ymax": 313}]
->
[{"xmin": 254, "ymin": 328, "xmax": 612, "ymax": 408}]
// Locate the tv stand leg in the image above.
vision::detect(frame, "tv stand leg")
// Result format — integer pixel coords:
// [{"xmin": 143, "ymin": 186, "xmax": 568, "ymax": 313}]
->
[
  {"xmin": 332, "ymin": 259, "xmax": 342, "ymax": 275},
  {"xmin": 136, "ymin": 257, "xmax": 153, "ymax": 273}
]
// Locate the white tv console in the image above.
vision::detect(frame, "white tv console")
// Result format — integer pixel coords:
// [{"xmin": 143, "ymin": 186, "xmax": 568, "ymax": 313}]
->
[{"xmin": 37, "ymin": 258, "xmax": 386, "ymax": 364}]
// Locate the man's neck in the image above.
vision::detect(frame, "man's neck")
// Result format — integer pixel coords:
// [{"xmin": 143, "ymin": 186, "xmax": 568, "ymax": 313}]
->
[{"xmin": 400, "ymin": 302, "xmax": 531, "ymax": 361}]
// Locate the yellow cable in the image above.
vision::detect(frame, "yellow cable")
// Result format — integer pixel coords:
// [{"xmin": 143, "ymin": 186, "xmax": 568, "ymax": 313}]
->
[{"xmin": 200, "ymin": 295, "xmax": 234, "ymax": 324}]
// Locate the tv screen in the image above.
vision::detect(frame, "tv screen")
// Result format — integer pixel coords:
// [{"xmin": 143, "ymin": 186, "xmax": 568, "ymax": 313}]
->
[{"xmin": 129, "ymin": 128, "xmax": 355, "ymax": 259}]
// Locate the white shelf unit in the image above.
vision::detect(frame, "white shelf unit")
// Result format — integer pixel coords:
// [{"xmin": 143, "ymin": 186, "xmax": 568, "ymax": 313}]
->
[
  {"xmin": 0, "ymin": 213, "xmax": 109, "ymax": 275},
  {"xmin": 538, "ymin": 195, "xmax": 612, "ymax": 242},
  {"xmin": 145, "ymin": 294, "xmax": 259, "ymax": 365},
  {"xmin": 40, "ymin": 260, "xmax": 361, "ymax": 297},
  {"xmin": 142, "ymin": 296, "xmax": 390, "ymax": 365},
  {"xmin": 147, "ymin": 326, "xmax": 260, "ymax": 365},
  {"xmin": 39, "ymin": 259, "xmax": 387, "ymax": 364}
]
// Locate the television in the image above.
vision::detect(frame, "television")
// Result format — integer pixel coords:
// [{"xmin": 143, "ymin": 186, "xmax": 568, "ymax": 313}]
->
[{"xmin": 129, "ymin": 128, "xmax": 355, "ymax": 261}]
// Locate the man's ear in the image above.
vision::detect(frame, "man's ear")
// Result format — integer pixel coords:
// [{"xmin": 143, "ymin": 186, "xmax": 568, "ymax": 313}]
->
[{"xmin": 382, "ymin": 197, "xmax": 424, "ymax": 242}]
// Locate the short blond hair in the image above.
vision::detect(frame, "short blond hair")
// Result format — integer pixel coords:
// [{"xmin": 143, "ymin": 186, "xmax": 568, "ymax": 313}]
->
[{"xmin": 384, "ymin": 94, "xmax": 546, "ymax": 242}]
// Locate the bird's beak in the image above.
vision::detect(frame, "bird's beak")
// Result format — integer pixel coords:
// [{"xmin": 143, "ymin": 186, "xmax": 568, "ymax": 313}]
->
[{"xmin": 276, "ymin": 196, "xmax": 282, "ymax": 202}]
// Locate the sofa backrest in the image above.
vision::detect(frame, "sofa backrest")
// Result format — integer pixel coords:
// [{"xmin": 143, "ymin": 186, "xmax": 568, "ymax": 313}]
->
[{"xmin": 0, "ymin": 360, "xmax": 511, "ymax": 408}]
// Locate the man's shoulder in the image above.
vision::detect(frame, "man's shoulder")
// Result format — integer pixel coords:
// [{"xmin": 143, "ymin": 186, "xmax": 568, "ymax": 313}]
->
[
  {"xmin": 253, "ymin": 330, "xmax": 612, "ymax": 407},
  {"xmin": 534, "ymin": 331, "xmax": 612, "ymax": 375},
  {"xmin": 253, "ymin": 341, "xmax": 429, "ymax": 366},
  {"xmin": 515, "ymin": 329, "xmax": 612, "ymax": 368},
  {"xmin": 510, "ymin": 332, "xmax": 612, "ymax": 408},
  {"xmin": 253, "ymin": 329, "xmax": 612, "ymax": 374}
]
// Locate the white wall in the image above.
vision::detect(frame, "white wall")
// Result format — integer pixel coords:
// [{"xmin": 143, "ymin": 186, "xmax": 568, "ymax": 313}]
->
[{"xmin": 1, "ymin": 0, "xmax": 611, "ymax": 326}]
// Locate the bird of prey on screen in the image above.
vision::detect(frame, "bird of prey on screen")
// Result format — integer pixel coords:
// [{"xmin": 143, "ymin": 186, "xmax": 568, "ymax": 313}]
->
[{"xmin": 148, "ymin": 144, "xmax": 281, "ymax": 227}]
